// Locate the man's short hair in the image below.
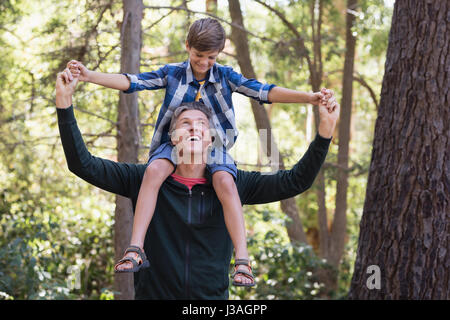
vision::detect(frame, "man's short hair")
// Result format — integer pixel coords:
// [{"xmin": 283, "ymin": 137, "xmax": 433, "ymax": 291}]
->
[
  {"xmin": 168, "ymin": 101, "xmax": 213, "ymax": 137},
  {"xmin": 186, "ymin": 18, "xmax": 226, "ymax": 52}
]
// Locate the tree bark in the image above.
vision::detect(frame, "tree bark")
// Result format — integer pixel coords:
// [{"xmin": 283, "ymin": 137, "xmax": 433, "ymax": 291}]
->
[
  {"xmin": 307, "ymin": 0, "xmax": 331, "ymax": 265},
  {"xmin": 228, "ymin": 0, "xmax": 307, "ymax": 244},
  {"xmin": 114, "ymin": 0, "xmax": 143, "ymax": 300},
  {"xmin": 349, "ymin": 0, "xmax": 449, "ymax": 299}
]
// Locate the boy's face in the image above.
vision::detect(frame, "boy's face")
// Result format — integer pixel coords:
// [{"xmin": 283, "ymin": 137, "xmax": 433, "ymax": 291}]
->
[{"xmin": 186, "ymin": 42, "xmax": 219, "ymax": 79}]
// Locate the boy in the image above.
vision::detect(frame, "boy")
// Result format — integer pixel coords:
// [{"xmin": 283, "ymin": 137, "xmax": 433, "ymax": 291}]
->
[{"xmin": 68, "ymin": 18, "xmax": 330, "ymax": 287}]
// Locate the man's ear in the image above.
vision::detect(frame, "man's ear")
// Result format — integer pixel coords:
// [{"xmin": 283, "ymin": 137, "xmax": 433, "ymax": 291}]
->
[
  {"xmin": 170, "ymin": 129, "xmax": 183, "ymax": 146},
  {"xmin": 169, "ymin": 132, "xmax": 176, "ymax": 146}
]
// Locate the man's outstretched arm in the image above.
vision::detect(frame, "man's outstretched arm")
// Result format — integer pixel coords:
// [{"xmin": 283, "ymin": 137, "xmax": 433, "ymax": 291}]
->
[
  {"xmin": 56, "ymin": 69, "xmax": 144, "ymax": 199},
  {"xmin": 237, "ymin": 95, "xmax": 340, "ymax": 205}
]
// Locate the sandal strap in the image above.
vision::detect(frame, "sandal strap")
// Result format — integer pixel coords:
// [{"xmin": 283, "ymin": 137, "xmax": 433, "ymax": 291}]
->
[
  {"xmin": 234, "ymin": 258, "xmax": 251, "ymax": 267},
  {"xmin": 231, "ymin": 259, "xmax": 254, "ymax": 281},
  {"xmin": 124, "ymin": 245, "xmax": 147, "ymax": 261},
  {"xmin": 231, "ymin": 268, "xmax": 254, "ymax": 279},
  {"xmin": 114, "ymin": 257, "xmax": 139, "ymax": 271}
]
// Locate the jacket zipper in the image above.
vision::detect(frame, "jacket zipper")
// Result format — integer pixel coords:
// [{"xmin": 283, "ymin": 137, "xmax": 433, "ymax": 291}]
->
[
  {"xmin": 200, "ymin": 191, "xmax": 205, "ymax": 223},
  {"xmin": 185, "ymin": 189, "xmax": 192, "ymax": 298}
]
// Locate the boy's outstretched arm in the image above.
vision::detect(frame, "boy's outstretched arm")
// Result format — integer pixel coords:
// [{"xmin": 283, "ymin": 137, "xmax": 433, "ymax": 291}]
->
[
  {"xmin": 56, "ymin": 68, "xmax": 142, "ymax": 198},
  {"xmin": 67, "ymin": 60, "xmax": 131, "ymax": 91},
  {"xmin": 268, "ymin": 86, "xmax": 324, "ymax": 105},
  {"xmin": 237, "ymin": 95, "xmax": 339, "ymax": 205},
  {"xmin": 226, "ymin": 67, "xmax": 331, "ymax": 107}
]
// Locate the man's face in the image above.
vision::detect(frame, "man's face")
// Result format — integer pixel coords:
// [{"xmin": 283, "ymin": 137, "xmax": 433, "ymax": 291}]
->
[
  {"xmin": 171, "ymin": 109, "xmax": 212, "ymax": 164},
  {"xmin": 186, "ymin": 42, "xmax": 219, "ymax": 79}
]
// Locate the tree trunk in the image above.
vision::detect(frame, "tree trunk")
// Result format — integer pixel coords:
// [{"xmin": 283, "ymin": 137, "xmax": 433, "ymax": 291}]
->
[
  {"xmin": 228, "ymin": 0, "xmax": 307, "ymax": 244},
  {"xmin": 114, "ymin": 0, "xmax": 143, "ymax": 300},
  {"xmin": 349, "ymin": 0, "xmax": 449, "ymax": 299},
  {"xmin": 329, "ymin": 0, "xmax": 357, "ymax": 268},
  {"xmin": 314, "ymin": 1, "xmax": 358, "ymax": 297}
]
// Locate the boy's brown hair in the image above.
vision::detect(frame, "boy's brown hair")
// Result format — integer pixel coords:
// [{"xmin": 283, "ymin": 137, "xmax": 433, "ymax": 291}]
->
[{"xmin": 186, "ymin": 18, "xmax": 226, "ymax": 52}]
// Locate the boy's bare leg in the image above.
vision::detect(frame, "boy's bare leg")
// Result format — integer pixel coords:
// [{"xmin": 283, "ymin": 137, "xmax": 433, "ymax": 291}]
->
[
  {"xmin": 115, "ymin": 159, "xmax": 174, "ymax": 271},
  {"xmin": 212, "ymin": 171, "xmax": 253, "ymax": 285}
]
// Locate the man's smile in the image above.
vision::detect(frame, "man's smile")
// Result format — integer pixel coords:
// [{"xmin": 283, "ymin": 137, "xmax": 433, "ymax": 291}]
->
[{"xmin": 186, "ymin": 135, "xmax": 201, "ymax": 142}]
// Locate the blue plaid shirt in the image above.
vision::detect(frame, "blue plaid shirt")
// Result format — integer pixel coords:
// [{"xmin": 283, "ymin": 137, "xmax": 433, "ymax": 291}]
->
[{"xmin": 124, "ymin": 59, "xmax": 276, "ymax": 156}]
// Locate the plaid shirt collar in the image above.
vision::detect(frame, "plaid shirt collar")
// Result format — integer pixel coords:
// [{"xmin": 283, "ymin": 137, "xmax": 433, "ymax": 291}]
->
[{"xmin": 184, "ymin": 59, "xmax": 219, "ymax": 84}]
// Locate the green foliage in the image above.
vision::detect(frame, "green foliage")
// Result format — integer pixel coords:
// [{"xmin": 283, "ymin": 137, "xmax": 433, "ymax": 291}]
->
[
  {"xmin": 0, "ymin": 0, "xmax": 391, "ymax": 299},
  {"xmin": 229, "ymin": 227, "xmax": 333, "ymax": 300},
  {"xmin": 0, "ymin": 141, "xmax": 115, "ymax": 299}
]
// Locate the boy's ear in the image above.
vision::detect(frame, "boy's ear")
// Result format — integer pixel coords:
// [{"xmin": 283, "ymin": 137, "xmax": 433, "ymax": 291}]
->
[{"xmin": 185, "ymin": 41, "xmax": 190, "ymax": 51}]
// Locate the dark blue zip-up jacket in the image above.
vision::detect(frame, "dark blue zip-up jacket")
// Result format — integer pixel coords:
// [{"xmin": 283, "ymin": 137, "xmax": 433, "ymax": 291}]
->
[{"xmin": 57, "ymin": 106, "xmax": 331, "ymax": 299}]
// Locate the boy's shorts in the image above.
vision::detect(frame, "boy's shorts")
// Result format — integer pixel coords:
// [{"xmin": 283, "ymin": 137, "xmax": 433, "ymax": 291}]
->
[{"xmin": 147, "ymin": 141, "xmax": 237, "ymax": 179}]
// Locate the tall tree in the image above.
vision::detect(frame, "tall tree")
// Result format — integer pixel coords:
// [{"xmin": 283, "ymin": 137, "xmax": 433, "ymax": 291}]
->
[
  {"xmin": 349, "ymin": 0, "xmax": 449, "ymax": 299},
  {"xmin": 328, "ymin": 0, "xmax": 357, "ymax": 269},
  {"xmin": 233, "ymin": 0, "xmax": 358, "ymax": 295},
  {"xmin": 228, "ymin": 0, "xmax": 308, "ymax": 244},
  {"xmin": 114, "ymin": 0, "xmax": 143, "ymax": 300}
]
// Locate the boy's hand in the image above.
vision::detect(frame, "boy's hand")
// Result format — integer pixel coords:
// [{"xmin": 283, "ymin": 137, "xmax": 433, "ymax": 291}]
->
[
  {"xmin": 308, "ymin": 91, "xmax": 323, "ymax": 106},
  {"xmin": 308, "ymin": 88, "xmax": 334, "ymax": 107},
  {"xmin": 67, "ymin": 60, "xmax": 90, "ymax": 82}
]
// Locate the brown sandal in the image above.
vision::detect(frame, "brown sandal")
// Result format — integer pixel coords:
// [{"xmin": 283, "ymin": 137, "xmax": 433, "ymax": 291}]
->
[
  {"xmin": 231, "ymin": 259, "xmax": 255, "ymax": 287},
  {"xmin": 114, "ymin": 245, "xmax": 150, "ymax": 273}
]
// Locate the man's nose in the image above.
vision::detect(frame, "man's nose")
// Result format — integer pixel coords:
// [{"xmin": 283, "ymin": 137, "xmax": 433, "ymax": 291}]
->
[{"xmin": 191, "ymin": 123, "xmax": 203, "ymax": 133}]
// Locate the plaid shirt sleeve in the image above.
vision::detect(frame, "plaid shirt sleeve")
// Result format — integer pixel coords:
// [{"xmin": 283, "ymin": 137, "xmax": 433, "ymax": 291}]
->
[
  {"xmin": 225, "ymin": 66, "xmax": 276, "ymax": 104},
  {"xmin": 122, "ymin": 64, "xmax": 169, "ymax": 93}
]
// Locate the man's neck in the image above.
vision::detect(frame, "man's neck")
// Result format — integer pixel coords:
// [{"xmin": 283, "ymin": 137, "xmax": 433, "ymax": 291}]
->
[{"xmin": 174, "ymin": 163, "xmax": 207, "ymax": 179}]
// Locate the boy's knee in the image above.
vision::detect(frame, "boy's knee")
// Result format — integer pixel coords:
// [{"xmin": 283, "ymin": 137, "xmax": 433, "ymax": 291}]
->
[
  {"xmin": 145, "ymin": 159, "xmax": 174, "ymax": 180},
  {"xmin": 213, "ymin": 171, "xmax": 236, "ymax": 192}
]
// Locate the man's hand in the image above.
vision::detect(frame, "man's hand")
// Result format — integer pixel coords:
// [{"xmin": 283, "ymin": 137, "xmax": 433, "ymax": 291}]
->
[
  {"xmin": 317, "ymin": 93, "xmax": 340, "ymax": 139},
  {"xmin": 309, "ymin": 88, "xmax": 335, "ymax": 112},
  {"xmin": 67, "ymin": 60, "xmax": 90, "ymax": 82},
  {"xmin": 56, "ymin": 68, "xmax": 79, "ymax": 109}
]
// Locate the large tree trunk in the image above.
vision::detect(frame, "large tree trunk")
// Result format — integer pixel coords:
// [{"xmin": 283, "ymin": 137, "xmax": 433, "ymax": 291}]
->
[
  {"xmin": 349, "ymin": 0, "xmax": 449, "ymax": 299},
  {"xmin": 228, "ymin": 0, "xmax": 307, "ymax": 244},
  {"xmin": 114, "ymin": 0, "xmax": 143, "ymax": 300}
]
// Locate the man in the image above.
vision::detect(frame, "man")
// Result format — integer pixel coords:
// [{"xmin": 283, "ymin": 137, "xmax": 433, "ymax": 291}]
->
[{"xmin": 55, "ymin": 69, "xmax": 339, "ymax": 299}]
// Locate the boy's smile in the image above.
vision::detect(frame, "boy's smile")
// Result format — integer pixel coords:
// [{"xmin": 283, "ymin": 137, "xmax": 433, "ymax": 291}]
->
[{"xmin": 186, "ymin": 43, "xmax": 219, "ymax": 80}]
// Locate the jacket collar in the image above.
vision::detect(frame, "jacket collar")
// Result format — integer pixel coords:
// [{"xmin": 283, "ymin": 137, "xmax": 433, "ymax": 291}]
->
[
  {"xmin": 165, "ymin": 169, "xmax": 213, "ymax": 191},
  {"xmin": 185, "ymin": 59, "xmax": 219, "ymax": 84}
]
